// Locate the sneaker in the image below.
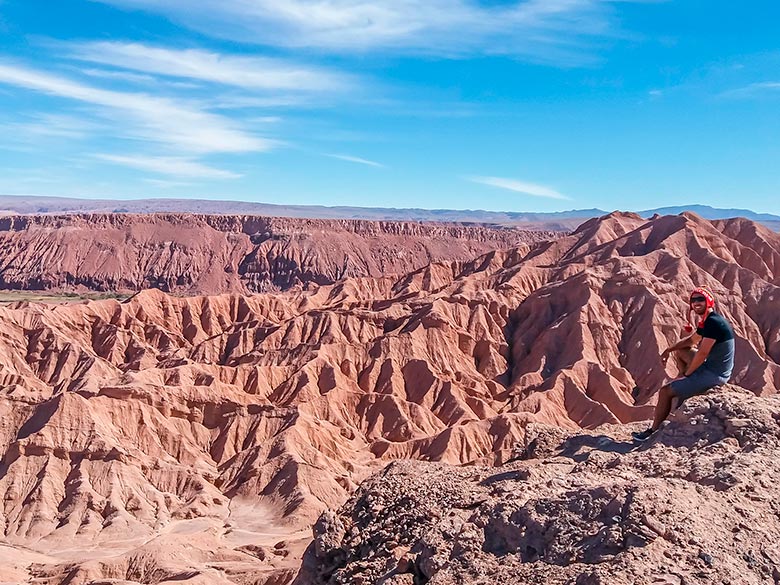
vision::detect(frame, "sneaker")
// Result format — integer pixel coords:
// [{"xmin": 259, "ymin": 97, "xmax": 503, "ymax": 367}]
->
[{"xmin": 631, "ymin": 427, "xmax": 654, "ymax": 442}]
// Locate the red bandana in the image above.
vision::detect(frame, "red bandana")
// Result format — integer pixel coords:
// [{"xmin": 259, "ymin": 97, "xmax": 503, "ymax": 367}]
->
[{"xmin": 683, "ymin": 286, "xmax": 716, "ymax": 332}]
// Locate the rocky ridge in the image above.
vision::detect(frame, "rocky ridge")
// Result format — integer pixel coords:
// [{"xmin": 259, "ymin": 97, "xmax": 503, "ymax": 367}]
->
[
  {"xmin": 2, "ymin": 196, "xmax": 778, "ymax": 231},
  {"xmin": 0, "ymin": 211, "xmax": 778, "ymax": 583},
  {"xmin": 0, "ymin": 213, "xmax": 558, "ymax": 294},
  {"xmin": 298, "ymin": 388, "xmax": 780, "ymax": 584}
]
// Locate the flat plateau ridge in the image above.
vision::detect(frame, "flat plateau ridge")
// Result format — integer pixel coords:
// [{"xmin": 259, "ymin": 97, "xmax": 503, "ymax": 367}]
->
[
  {"xmin": 0, "ymin": 211, "xmax": 778, "ymax": 584},
  {"xmin": 1, "ymin": 195, "xmax": 778, "ymax": 231},
  {"xmin": 0, "ymin": 214, "xmax": 558, "ymax": 294}
]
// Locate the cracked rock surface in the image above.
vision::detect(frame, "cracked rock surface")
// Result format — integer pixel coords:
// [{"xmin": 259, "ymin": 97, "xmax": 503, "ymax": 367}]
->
[
  {"xmin": 2, "ymin": 211, "xmax": 780, "ymax": 583},
  {"xmin": 297, "ymin": 387, "xmax": 780, "ymax": 585}
]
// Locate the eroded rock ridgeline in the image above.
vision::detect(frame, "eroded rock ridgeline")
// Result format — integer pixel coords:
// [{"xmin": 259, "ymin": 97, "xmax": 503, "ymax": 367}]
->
[
  {"xmin": 298, "ymin": 388, "xmax": 780, "ymax": 585},
  {"xmin": 0, "ymin": 213, "xmax": 561, "ymax": 293},
  {"xmin": 0, "ymin": 211, "xmax": 779, "ymax": 583}
]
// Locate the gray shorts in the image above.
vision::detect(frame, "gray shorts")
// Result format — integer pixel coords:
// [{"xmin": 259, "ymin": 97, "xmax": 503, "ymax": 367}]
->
[{"xmin": 670, "ymin": 368, "xmax": 729, "ymax": 400}]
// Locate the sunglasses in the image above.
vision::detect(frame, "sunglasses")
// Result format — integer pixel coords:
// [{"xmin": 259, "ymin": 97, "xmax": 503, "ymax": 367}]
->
[{"xmin": 690, "ymin": 296, "xmax": 707, "ymax": 303}]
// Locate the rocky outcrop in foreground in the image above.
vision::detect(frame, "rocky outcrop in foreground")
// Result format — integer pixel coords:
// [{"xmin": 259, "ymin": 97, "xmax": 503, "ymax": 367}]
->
[
  {"xmin": 299, "ymin": 388, "xmax": 780, "ymax": 585},
  {"xmin": 0, "ymin": 211, "xmax": 779, "ymax": 583}
]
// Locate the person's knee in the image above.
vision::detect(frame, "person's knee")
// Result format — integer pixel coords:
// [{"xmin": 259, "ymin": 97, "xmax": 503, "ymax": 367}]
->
[{"xmin": 660, "ymin": 384, "xmax": 676, "ymax": 399}]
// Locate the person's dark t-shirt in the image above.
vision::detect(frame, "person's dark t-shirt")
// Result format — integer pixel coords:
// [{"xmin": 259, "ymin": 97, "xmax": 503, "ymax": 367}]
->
[{"xmin": 696, "ymin": 312, "xmax": 735, "ymax": 379}]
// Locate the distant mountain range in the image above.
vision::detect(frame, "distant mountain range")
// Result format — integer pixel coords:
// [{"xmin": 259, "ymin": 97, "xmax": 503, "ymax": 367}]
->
[
  {"xmin": 1, "ymin": 195, "xmax": 778, "ymax": 230},
  {"xmin": 639, "ymin": 204, "xmax": 780, "ymax": 223}
]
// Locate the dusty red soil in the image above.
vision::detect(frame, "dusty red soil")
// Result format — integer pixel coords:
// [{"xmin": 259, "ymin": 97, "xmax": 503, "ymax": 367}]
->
[{"xmin": 0, "ymin": 211, "xmax": 777, "ymax": 583}]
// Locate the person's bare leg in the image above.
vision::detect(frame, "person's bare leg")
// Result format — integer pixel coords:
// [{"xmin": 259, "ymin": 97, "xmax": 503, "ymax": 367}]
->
[{"xmin": 652, "ymin": 384, "xmax": 676, "ymax": 431}]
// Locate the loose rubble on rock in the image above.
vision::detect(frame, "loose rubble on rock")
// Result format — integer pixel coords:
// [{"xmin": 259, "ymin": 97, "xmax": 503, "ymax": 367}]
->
[
  {"xmin": 0, "ymin": 211, "xmax": 778, "ymax": 583},
  {"xmin": 298, "ymin": 388, "xmax": 780, "ymax": 585}
]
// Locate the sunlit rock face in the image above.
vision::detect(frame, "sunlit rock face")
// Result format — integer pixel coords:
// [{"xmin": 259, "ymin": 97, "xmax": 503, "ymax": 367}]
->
[
  {"xmin": 298, "ymin": 389, "xmax": 780, "ymax": 585},
  {"xmin": 0, "ymin": 211, "xmax": 778, "ymax": 584},
  {"xmin": 0, "ymin": 213, "xmax": 559, "ymax": 293}
]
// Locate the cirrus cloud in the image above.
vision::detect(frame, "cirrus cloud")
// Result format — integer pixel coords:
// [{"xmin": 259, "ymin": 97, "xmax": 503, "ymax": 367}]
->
[
  {"xmin": 325, "ymin": 153, "xmax": 385, "ymax": 167},
  {"xmin": 95, "ymin": 153, "xmax": 242, "ymax": 179},
  {"xmin": 467, "ymin": 175, "xmax": 570, "ymax": 200},
  {"xmin": 68, "ymin": 42, "xmax": 353, "ymax": 92},
  {"xmin": 0, "ymin": 61, "xmax": 271, "ymax": 154},
  {"xmin": 92, "ymin": 0, "xmax": 649, "ymax": 65}
]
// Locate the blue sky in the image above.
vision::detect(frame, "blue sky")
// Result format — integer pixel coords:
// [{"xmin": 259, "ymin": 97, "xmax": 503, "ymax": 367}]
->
[{"xmin": 0, "ymin": 1, "xmax": 779, "ymax": 214}]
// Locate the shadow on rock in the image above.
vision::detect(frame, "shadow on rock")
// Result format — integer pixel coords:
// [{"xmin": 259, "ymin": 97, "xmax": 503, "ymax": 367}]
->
[{"xmin": 557, "ymin": 434, "xmax": 637, "ymax": 462}]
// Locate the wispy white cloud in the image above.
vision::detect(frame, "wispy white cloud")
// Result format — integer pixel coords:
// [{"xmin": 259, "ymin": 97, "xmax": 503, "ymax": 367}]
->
[
  {"xmin": 78, "ymin": 66, "xmax": 204, "ymax": 89},
  {"xmin": 95, "ymin": 153, "xmax": 242, "ymax": 178},
  {"xmin": 467, "ymin": 175, "xmax": 570, "ymax": 200},
  {"xmin": 249, "ymin": 116, "xmax": 283, "ymax": 124},
  {"xmin": 93, "ymin": 0, "xmax": 646, "ymax": 64},
  {"xmin": 0, "ymin": 61, "xmax": 271, "ymax": 153},
  {"xmin": 78, "ymin": 67, "xmax": 159, "ymax": 84},
  {"xmin": 720, "ymin": 81, "xmax": 780, "ymax": 99},
  {"xmin": 68, "ymin": 42, "xmax": 352, "ymax": 91},
  {"xmin": 142, "ymin": 178, "xmax": 195, "ymax": 188},
  {"xmin": 207, "ymin": 94, "xmax": 311, "ymax": 110},
  {"xmin": 326, "ymin": 153, "xmax": 385, "ymax": 167},
  {"xmin": 2, "ymin": 113, "xmax": 103, "ymax": 140}
]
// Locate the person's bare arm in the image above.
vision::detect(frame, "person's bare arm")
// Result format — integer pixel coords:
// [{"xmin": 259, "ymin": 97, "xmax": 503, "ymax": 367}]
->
[
  {"xmin": 684, "ymin": 337, "xmax": 715, "ymax": 375},
  {"xmin": 661, "ymin": 333, "xmax": 700, "ymax": 361}
]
